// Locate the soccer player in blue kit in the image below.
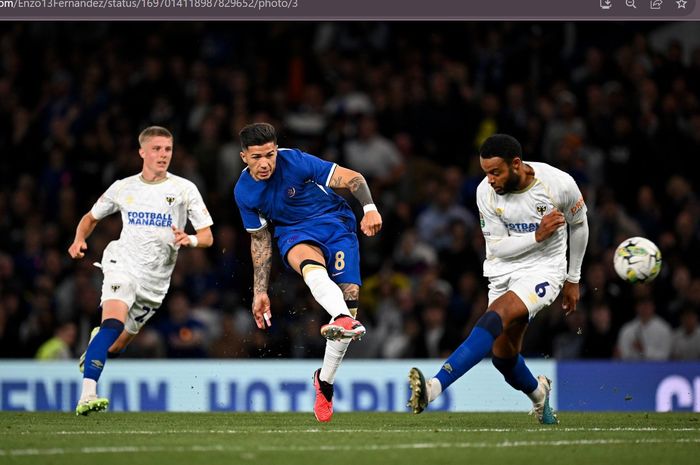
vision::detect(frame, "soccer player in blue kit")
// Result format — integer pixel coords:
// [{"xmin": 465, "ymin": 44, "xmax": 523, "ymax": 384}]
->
[{"xmin": 234, "ymin": 122, "xmax": 382, "ymax": 422}]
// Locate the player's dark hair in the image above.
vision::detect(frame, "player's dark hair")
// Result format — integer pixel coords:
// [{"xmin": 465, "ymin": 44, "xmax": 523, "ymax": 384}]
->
[
  {"xmin": 239, "ymin": 122, "xmax": 277, "ymax": 149},
  {"xmin": 479, "ymin": 134, "xmax": 523, "ymax": 161}
]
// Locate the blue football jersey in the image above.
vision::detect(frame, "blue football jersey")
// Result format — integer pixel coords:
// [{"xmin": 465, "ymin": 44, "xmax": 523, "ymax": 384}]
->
[{"xmin": 234, "ymin": 148, "xmax": 356, "ymax": 239}]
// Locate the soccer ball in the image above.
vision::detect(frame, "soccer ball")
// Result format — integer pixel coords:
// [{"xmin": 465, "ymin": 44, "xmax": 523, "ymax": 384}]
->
[{"xmin": 613, "ymin": 237, "xmax": 662, "ymax": 283}]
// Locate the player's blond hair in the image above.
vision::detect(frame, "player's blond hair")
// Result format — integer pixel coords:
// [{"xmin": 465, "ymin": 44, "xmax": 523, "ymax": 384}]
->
[{"xmin": 138, "ymin": 126, "xmax": 173, "ymax": 146}]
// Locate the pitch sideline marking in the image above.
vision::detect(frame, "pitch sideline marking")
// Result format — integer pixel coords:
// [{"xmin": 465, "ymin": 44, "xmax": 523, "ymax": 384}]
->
[
  {"xmin": 2, "ymin": 426, "xmax": 700, "ymax": 435},
  {"xmin": 2, "ymin": 438, "xmax": 700, "ymax": 456}
]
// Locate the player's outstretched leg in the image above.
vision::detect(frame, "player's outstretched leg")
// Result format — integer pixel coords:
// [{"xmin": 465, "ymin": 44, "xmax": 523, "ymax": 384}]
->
[
  {"xmin": 312, "ymin": 368, "xmax": 334, "ymax": 422},
  {"xmin": 298, "ymin": 260, "xmax": 366, "ymax": 341},
  {"xmin": 433, "ymin": 312, "xmax": 503, "ymax": 388},
  {"xmin": 408, "ymin": 312, "xmax": 503, "ymax": 414},
  {"xmin": 530, "ymin": 375, "xmax": 558, "ymax": 424}
]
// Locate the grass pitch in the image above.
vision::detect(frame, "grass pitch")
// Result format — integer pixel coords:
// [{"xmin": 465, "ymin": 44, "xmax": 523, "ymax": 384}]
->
[{"xmin": 1, "ymin": 411, "xmax": 698, "ymax": 465}]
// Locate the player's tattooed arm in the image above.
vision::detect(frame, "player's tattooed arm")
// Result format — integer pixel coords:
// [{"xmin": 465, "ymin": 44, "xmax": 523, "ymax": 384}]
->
[
  {"xmin": 330, "ymin": 165, "xmax": 382, "ymax": 236},
  {"xmin": 347, "ymin": 175, "xmax": 374, "ymax": 207},
  {"xmin": 330, "ymin": 166, "xmax": 375, "ymax": 206},
  {"xmin": 251, "ymin": 227, "xmax": 272, "ymax": 294}
]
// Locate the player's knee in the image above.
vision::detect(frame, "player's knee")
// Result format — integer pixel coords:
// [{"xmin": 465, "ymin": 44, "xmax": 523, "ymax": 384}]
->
[
  {"xmin": 486, "ymin": 304, "xmax": 525, "ymax": 329},
  {"xmin": 301, "ymin": 260, "xmax": 329, "ymax": 288},
  {"xmin": 300, "ymin": 259, "xmax": 326, "ymax": 276},
  {"xmin": 475, "ymin": 311, "xmax": 504, "ymax": 339},
  {"xmin": 301, "ymin": 260, "xmax": 344, "ymax": 300}
]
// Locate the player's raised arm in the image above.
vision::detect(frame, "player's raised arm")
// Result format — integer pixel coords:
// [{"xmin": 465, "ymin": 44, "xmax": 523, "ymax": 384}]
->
[
  {"xmin": 329, "ymin": 166, "xmax": 382, "ymax": 237},
  {"xmin": 68, "ymin": 212, "xmax": 100, "ymax": 259},
  {"xmin": 250, "ymin": 227, "xmax": 273, "ymax": 329}
]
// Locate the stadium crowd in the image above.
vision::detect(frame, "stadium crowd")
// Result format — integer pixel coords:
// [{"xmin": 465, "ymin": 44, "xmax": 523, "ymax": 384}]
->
[{"xmin": 1, "ymin": 22, "xmax": 699, "ymax": 361}]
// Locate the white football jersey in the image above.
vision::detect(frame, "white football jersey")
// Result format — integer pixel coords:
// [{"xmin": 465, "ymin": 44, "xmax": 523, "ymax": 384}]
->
[
  {"xmin": 91, "ymin": 173, "xmax": 213, "ymax": 294},
  {"xmin": 476, "ymin": 161, "xmax": 586, "ymax": 278}
]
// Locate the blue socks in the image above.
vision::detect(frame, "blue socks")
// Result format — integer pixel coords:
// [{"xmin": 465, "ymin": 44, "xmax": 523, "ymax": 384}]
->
[
  {"xmin": 492, "ymin": 355, "xmax": 538, "ymax": 394},
  {"xmin": 432, "ymin": 311, "xmax": 538, "ymax": 396},
  {"xmin": 435, "ymin": 312, "xmax": 503, "ymax": 391},
  {"xmin": 83, "ymin": 318, "xmax": 124, "ymax": 382}
]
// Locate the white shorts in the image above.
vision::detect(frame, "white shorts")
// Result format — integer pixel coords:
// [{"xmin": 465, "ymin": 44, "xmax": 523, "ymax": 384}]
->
[
  {"xmin": 101, "ymin": 270, "xmax": 166, "ymax": 335},
  {"xmin": 487, "ymin": 267, "xmax": 566, "ymax": 318}
]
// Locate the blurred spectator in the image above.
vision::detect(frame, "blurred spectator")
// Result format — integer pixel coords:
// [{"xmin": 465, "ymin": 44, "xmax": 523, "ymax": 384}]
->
[
  {"xmin": 415, "ymin": 184, "xmax": 475, "ymax": 252},
  {"xmin": 616, "ymin": 298, "xmax": 672, "ymax": 360},
  {"xmin": 665, "ymin": 266, "xmax": 693, "ymax": 325},
  {"xmin": 392, "ymin": 228, "xmax": 437, "ymax": 276},
  {"xmin": 542, "ymin": 90, "xmax": 586, "ymax": 163},
  {"xmin": 552, "ymin": 309, "xmax": 586, "ymax": 359},
  {"xmin": 671, "ymin": 307, "xmax": 700, "ymax": 360},
  {"xmin": 439, "ymin": 221, "xmax": 482, "ymax": 288},
  {"xmin": 374, "ymin": 287, "xmax": 412, "ymax": 358},
  {"xmin": 343, "ymin": 114, "xmax": 405, "ymax": 206},
  {"xmin": 35, "ymin": 321, "xmax": 77, "ymax": 360},
  {"xmin": 580, "ymin": 303, "xmax": 617, "ymax": 359},
  {"xmin": 180, "ymin": 247, "xmax": 219, "ymax": 308},
  {"xmin": 208, "ymin": 314, "xmax": 248, "ymax": 358},
  {"xmin": 671, "ymin": 210, "xmax": 700, "ymax": 276},
  {"xmin": 588, "ymin": 190, "xmax": 643, "ymax": 256},
  {"xmin": 120, "ymin": 328, "xmax": 165, "ymax": 360},
  {"xmin": 446, "ymin": 271, "xmax": 481, "ymax": 325},
  {"xmin": 580, "ymin": 261, "xmax": 624, "ymax": 316},
  {"xmin": 0, "ymin": 291, "xmax": 25, "ymax": 357},
  {"xmin": 156, "ymin": 290, "xmax": 208, "ymax": 358},
  {"xmin": 632, "ymin": 185, "xmax": 662, "ymax": 242}
]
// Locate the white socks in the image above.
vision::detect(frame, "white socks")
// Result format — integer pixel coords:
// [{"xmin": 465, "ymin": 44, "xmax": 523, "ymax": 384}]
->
[
  {"xmin": 80, "ymin": 378, "xmax": 97, "ymax": 401},
  {"xmin": 527, "ymin": 379, "xmax": 546, "ymax": 404},
  {"xmin": 427, "ymin": 378, "xmax": 443, "ymax": 402},
  {"xmin": 302, "ymin": 265, "xmax": 354, "ymax": 385},
  {"xmin": 303, "ymin": 267, "xmax": 350, "ymax": 319},
  {"xmin": 319, "ymin": 338, "xmax": 351, "ymax": 384}
]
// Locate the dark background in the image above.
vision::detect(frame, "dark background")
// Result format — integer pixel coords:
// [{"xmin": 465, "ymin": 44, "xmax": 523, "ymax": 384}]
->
[{"xmin": 1, "ymin": 22, "xmax": 699, "ymax": 361}]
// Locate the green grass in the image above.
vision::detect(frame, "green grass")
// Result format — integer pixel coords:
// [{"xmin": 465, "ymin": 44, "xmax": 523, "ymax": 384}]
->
[{"xmin": 1, "ymin": 411, "xmax": 699, "ymax": 465}]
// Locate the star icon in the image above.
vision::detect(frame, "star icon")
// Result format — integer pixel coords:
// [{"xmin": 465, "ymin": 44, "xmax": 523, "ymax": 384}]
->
[{"xmin": 676, "ymin": 0, "xmax": 687, "ymax": 7}]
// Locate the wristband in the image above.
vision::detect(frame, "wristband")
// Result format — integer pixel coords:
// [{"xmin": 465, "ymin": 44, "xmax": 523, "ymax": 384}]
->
[
  {"xmin": 187, "ymin": 235, "xmax": 199, "ymax": 247},
  {"xmin": 363, "ymin": 204, "xmax": 378, "ymax": 214}
]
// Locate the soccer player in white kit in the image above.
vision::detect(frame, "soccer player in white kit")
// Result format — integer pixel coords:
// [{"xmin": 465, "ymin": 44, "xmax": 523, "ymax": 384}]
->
[
  {"xmin": 68, "ymin": 126, "xmax": 214, "ymax": 416},
  {"xmin": 408, "ymin": 134, "xmax": 588, "ymax": 423}
]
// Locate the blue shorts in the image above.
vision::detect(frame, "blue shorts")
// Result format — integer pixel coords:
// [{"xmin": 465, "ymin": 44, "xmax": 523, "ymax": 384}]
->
[{"xmin": 277, "ymin": 219, "xmax": 361, "ymax": 285}]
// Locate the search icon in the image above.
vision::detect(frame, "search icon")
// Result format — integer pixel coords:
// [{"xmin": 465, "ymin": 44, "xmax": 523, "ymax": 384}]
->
[{"xmin": 626, "ymin": 0, "xmax": 637, "ymax": 7}]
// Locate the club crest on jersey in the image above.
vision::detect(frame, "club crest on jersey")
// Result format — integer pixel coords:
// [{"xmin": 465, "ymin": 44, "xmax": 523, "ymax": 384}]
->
[
  {"xmin": 536, "ymin": 203, "xmax": 548, "ymax": 216},
  {"xmin": 111, "ymin": 284, "xmax": 121, "ymax": 293},
  {"xmin": 287, "ymin": 187, "xmax": 296, "ymax": 198},
  {"xmin": 165, "ymin": 195, "xmax": 176, "ymax": 206}
]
